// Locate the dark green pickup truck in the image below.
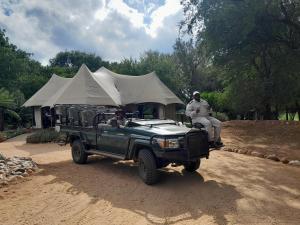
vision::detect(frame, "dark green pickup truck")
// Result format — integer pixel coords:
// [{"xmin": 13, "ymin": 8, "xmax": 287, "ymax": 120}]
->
[{"xmin": 60, "ymin": 114, "xmax": 209, "ymax": 185}]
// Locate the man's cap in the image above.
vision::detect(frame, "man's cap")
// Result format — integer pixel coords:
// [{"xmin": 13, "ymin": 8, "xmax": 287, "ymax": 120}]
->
[{"xmin": 193, "ymin": 91, "xmax": 200, "ymax": 96}]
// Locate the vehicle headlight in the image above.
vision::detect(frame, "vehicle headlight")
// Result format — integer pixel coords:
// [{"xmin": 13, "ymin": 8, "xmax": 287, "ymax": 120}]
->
[{"xmin": 152, "ymin": 138, "xmax": 180, "ymax": 149}]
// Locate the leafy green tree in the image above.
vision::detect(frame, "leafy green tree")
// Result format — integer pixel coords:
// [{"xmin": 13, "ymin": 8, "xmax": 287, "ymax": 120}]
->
[
  {"xmin": 109, "ymin": 58, "xmax": 140, "ymax": 75},
  {"xmin": 181, "ymin": 0, "xmax": 300, "ymax": 119},
  {"xmin": 0, "ymin": 88, "xmax": 21, "ymax": 131},
  {"xmin": 137, "ymin": 51, "xmax": 188, "ymax": 102},
  {"xmin": 50, "ymin": 50, "xmax": 109, "ymax": 72}
]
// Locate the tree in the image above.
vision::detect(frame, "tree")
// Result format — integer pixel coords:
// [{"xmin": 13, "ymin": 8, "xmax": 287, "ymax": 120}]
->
[
  {"xmin": 108, "ymin": 58, "xmax": 140, "ymax": 75},
  {"xmin": 50, "ymin": 50, "xmax": 109, "ymax": 72},
  {"xmin": 137, "ymin": 51, "xmax": 188, "ymax": 102},
  {"xmin": 0, "ymin": 88, "xmax": 20, "ymax": 131},
  {"xmin": 173, "ymin": 38, "xmax": 205, "ymax": 94},
  {"xmin": 181, "ymin": 0, "xmax": 300, "ymax": 119}
]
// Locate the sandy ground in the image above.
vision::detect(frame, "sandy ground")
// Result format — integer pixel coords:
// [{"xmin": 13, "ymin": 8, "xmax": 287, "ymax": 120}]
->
[
  {"xmin": 0, "ymin": 129, "xmax": 300, "ymax": 225},
  {"xmin": 222, "ymin": 120, "xmax": 300, "ymax": 160}
]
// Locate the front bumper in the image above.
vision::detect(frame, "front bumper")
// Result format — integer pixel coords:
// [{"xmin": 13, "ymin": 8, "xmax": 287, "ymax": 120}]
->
[{"xmin": 154, "ymin": 148, "xmax": 209, "ymax": 163}]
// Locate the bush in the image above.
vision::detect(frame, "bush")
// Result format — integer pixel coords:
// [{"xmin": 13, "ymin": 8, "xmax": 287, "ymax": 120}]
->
[
  {"xmin": 0, "ymin": 133, "xmax": 6, "ymax": 142},
  {"xmin": 212, "ymin": 112, "xmax": 229, "ymax": 122},
  {"xmin": 0, "ymin": 128, "xmax": 28, "ymax": 142},
  {"xmin": 26, "ymin": 129, "xmax": 61, "ymax": 144}
]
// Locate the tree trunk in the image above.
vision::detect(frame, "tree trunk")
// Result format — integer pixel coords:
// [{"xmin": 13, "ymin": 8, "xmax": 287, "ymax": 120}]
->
[
  {"xmin": 264, "ymin": 104, "xmax": 272, "ymax": 120},
  {"xmin": 285, "ymin": 108, "xmax": 289, "ymax": 121},
  {"xmin": 0, "ymin": 107, "xmax": 4, "ymax": 131},
  {"xmin": 274, "ymin": 105, "xmax": 279, "ymax": 120}
]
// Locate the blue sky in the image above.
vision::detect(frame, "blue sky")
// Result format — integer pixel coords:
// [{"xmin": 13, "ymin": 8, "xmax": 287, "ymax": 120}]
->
[{"xmin": 0, "ymin": 0, "xmax": 183, "ymax": 65}]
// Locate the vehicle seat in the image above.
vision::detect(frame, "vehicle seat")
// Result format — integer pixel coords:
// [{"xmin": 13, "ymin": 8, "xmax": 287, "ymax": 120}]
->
[
  {"xmin": 68, "ymin": 107, "xmax": 80, "ymax": 126},
  {"xmin": 80, "ymin": 110, "xmax": 96, "ymax": 127}
]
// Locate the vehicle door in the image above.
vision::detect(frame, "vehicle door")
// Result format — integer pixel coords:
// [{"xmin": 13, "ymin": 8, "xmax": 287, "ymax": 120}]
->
[{"xmin": 96, "ymin": 122, "xmax": 130, "ymax": 156}]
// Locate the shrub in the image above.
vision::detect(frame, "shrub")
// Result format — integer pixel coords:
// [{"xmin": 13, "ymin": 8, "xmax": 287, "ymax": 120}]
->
[
  {"xmin": 0, "ymin": 133, "xmax": 6, "ymax": 142},
  {"xmin": 0, "ymin": 128, "xmax": 27, "ymax": 142},
  {"xmin": 212, "ymin": 112, "xmax": 229, "ymax": 122},
  {"xmin": 26, "ymin": 129, "xmax": 61, "ymax": 144}
]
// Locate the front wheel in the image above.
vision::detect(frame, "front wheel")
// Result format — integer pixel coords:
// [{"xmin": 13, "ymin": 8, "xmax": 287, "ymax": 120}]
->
[
  {"xmin": 184, "ymin": 159, "xmax": 200, "ymax": 172},
  {"xmin": 138, "ymin": 149, "xmax": 159, "ymax": 185},
  {"xmin": 72, "ymin": 140, "xmax": 88, "ymax": 164}
]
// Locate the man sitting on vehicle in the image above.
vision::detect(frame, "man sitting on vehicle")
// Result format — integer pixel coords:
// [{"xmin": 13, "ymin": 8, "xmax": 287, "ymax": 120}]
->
[{"xmin": 186, "ymin": 91, "xmax": 223, "ymax": 147}]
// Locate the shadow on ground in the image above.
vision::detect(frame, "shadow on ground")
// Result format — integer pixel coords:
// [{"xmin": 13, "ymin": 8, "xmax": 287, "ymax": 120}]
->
[{"xmin": 39, "ymin": 156, "xmax": 241, "ymax": 225}]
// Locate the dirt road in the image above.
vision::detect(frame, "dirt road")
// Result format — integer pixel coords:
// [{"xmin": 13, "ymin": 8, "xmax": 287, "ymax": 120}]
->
[{"xmin": 0, "ymin": 134, "xmax": 300, "ymax": 225}]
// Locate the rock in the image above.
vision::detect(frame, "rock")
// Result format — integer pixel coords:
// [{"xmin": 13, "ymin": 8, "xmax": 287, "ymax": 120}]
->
[
  {"xmin": 6, "ymin": 161, "xmax": 16, "ymax": 166},
  {"xmin": 266, "ymin": 154, "xmax": 280, "ymax": 161},
  {"xmin": 14, "ymin": 168, "xmax": 26, "ymax": 173},
  {"xmin": 280, "ymin": 158, "xmax": 289, "ymax": 164},
  {"xmin": 0, "ymin": 153, "xmax": 5, "ymax": 160},
  {"xmin": 288, "ymin": 160, "xmax": 300, "ymax": 166},
  {"xmin": 233, "ymin": 148, "xmax": 239, "ymax": 153},
  {"xmin": 18, "ymin": 157, "xmax": 32, "ymax": 161},
  {"xmin": 22, "ymin": 172, "xmax": 29, "ymax": 177},
  {"xmin": 251, "ymin": 151, "xmax": 265, "ymax": 158},
  {"xmin": 26, "ymin": 169, "xmax": 33, "ymax": 174},
  {"xmin": 238, "ymin": 149, "xmax": 248, "ymax": 154},
  {"xmin": 0, "ymin": 174, "xmax": 6, "ymax": 180}
]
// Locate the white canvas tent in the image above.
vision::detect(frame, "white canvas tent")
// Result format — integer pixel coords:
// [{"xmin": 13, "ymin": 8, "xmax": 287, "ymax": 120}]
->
[
  {"xmin": 23, "ymin": 64, "xmax": 184, "ymax": 123},
  {"xmin": 51, "ymin": 64, "xmax": 121, "ymax": 106},
  {"xmin": 48, "ymin": 64, "xmax": 183, "ymax": 106},
  {"xmin": 93, "ymin": 67, "xmax": 183, "ymax": 105},
  {"xmin": 22, "ymin": 74, "xmax": 71, "ymax": 128},
  {"xmin": 23, "ymin": 74, "xmax": 71, "ymax": 107}
]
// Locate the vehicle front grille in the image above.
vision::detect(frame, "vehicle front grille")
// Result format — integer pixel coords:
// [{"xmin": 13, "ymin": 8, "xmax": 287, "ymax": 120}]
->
[{"xmin": 185, "ymin": 131, "xmax": 209, "ymax": 158}]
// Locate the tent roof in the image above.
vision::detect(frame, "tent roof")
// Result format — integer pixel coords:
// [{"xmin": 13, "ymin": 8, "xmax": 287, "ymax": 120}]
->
[
  {"xmin": 53, "ymin": 64, "xmax": 120, "ymax": 106},
  {"xmin": 93, "ymin": 67, "xmax": 183, "ymax": 105},
  {"xmin": 24, "ymin": 64, "xmax": 183, "ymax": 108},
  {"xmin": 23, "ymin": 74, "xmax": 71, "ymax": 107}
]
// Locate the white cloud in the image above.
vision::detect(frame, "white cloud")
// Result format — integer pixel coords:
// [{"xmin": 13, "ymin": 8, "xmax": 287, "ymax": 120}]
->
[
  {"xmin": 0, "ymin": 0, "xmax": 183, "ymax": 65},
  {"xmin": 145, "ymin": 0, "xmax": 182, "ymax": 37}
]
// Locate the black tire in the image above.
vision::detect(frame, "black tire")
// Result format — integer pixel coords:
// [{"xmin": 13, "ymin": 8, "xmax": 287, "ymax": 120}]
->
[
  {"xmin": 184, "ymin": 159, "xmax": 200, "ymax": 172},
  {"xmin": 138, "ymin": 149, "xmax": 158, "ymax": 185},
  {"xmin": 72, "ymin": 139, "xmax": 88, "ymax": 164}
]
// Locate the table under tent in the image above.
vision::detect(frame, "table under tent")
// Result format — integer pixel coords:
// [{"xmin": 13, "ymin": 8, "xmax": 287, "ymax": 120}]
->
[{"xmin": 23, "ymin": 64, "xmax": 184, "ymax": 128}]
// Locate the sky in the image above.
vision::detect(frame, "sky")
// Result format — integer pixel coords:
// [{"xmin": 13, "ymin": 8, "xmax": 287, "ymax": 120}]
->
[{"xmin": 0, "ymin": 0, "xmax": 183, "ymax": 65}]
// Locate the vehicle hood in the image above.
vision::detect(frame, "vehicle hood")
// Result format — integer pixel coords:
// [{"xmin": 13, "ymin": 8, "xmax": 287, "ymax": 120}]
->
[{"xmin": 131, "ymin": 124, "xmax": 192, "ymax": 136}]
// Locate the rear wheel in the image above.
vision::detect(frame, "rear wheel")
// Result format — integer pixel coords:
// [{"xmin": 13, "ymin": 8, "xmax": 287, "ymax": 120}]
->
[
  {"xmin": 184, "ymin": 159, "xmax": 200, "ymax": 172},
  {"xmin": 138, "ymin": 149, "xmax": 158, "ymax": 185},
  {"xmin": 72, "ymin": 140, "xmax": 88, "ymax": 164}
]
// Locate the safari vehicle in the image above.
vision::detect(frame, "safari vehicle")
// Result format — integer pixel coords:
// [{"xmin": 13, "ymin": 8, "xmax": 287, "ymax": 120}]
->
[{"xmin": 57, "ymin": 105, "xmax": 209, "ymax": 185}]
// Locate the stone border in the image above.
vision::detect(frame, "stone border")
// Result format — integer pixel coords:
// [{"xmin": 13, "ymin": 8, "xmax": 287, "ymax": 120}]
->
[{"xmin": 222, "ymin": 147, "xmax": 300, "ymax": 167}]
